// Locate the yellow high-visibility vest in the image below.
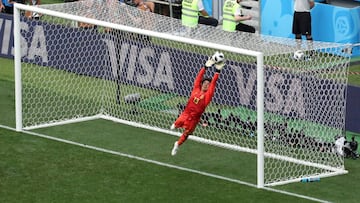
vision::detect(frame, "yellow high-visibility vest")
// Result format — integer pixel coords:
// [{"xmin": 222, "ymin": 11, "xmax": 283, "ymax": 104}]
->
[
  {"xmin": 222, "ymin": 0, "xmax": 240, "ymax": 32},
  {"xmin": 182, "ymin": 0, "xmax": 199, "ymax": 27}
]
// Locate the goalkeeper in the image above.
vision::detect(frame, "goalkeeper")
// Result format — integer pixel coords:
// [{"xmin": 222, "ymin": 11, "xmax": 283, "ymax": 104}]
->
[{"xmin": 170, "ymin": 52, "xmax": 225, "ymax": 156}]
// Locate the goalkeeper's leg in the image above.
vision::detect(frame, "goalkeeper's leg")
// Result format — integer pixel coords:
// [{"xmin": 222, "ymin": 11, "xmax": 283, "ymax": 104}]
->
[
  {"xmin": 171, "ymin": 131, "xmax": 190, "ymax": 156},
  {"xmin": 171, "ymin": 128, "xmax": 193, "ymax": 156},
  {"xmin": 177, "ymin": 129, "xmax": 192, "ymax": 145}
]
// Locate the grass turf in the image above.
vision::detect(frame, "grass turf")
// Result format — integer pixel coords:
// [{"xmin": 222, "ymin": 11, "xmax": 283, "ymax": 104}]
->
[{"xmin": 1, "ymin": 56, "xmax": 360, "ymax": 202}]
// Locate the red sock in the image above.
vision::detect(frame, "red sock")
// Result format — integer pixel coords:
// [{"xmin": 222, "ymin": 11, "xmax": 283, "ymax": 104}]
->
[{"xmin": 177, "ymin": 134, "xmax": 189, "ymax": 146}]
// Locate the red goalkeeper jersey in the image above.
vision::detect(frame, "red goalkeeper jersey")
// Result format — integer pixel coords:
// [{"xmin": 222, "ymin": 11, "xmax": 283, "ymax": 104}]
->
[{"xmin": 183, "ymin": 67, "xmax": 219, "ymax": 120}]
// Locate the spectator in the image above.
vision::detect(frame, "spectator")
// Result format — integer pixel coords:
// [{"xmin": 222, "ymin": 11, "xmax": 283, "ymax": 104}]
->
[
  {"xmin": 77, "ymin": 0, "xmax": 97, "ymax": 30},
  {"xmin": 181, "ymin": 0, "xmax": 218, "ymax": 27},
  {"xmin": 25, "ymin": 0, "xmax": 40, "ymax": 6},
  {"xmin": 133, "ymin": 0, "xmax": 154, "ymax": 12},
  {"xmin": 24, "ymin": 0, "xmax": 41, "ymax": 19},
  {"xmin": 1, "ymin": 0, "xmax": 14, "ymax": 14},
  {"xmin": 222, "ymin": 0, "xmax": 255, "ymax": 33},
  {"xmin": 130, "ymin": 0, "xmax": 154, "ymax": 42},
  {"xmin": 1, "ymin": 0, "xmax": 41, "ymax": 16},
  {"xmin": 122, "ymin": 0, "xmax": 155, "ymax": 29}
]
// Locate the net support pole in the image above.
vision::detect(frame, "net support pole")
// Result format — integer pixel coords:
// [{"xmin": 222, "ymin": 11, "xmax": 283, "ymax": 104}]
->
[
  {"xmin": 14, "ymin": 3, "xmax": 22, "ymax": 132},
  {"xmin": 256, "ymin": 53, "xmax": 264, "ymax": 188},
  {"xmin": 168, "ymin": 0, "xmax": 173, "ymax": 18}
]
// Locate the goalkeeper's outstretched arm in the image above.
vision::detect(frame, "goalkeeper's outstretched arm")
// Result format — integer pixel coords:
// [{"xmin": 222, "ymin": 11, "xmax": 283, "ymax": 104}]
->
[
  {"xmin": 193, "ymin": 51, "xmax": 224, "ymax": 91},
  {"xmin": 204, "ymin": 54, "xmax": 225, "ymax": 105}
]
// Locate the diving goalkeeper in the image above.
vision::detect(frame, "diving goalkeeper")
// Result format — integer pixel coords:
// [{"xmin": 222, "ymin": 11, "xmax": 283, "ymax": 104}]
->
[{"xmin": 170, "ymin": 52, "xmax": 225, "ymax": 156}]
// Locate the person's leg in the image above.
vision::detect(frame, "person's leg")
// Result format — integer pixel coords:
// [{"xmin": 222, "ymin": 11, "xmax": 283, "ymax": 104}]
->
[
  {"xmin": 177, "ymin": 129, "xmax": 193, "ymax": 145},
  {"xmin": 292, "ymin": 12, "xmax": 301, "ymax": 50},
  {"xmin": 292, "ymin": 12, "xmax": 302, "ymax": 49},
  {"xmin": 306, "ymin": 35, "xmax": 315, "ymax": 57},
  {"xmin": 198, "ymin": 16, "xmax": 218, "ymax": 27},
  {"xmin": 295, "ymin": 37, "xmax": 302, "ymax": 51},
  {"xmin": 172, "ymin": 113, "xmax": 186, "ymax": 129},
  {"xmin": 301, "ymin": 12, "xmax": 312, "ymax": 40},
  {"xmin": 171, "ymin": 119, "xmax": 197, "ymax": 155},
  {"xmin": 305, "ymin": 34, "xmax": 312, "ymax": 41},
  {"xmin": 171, "ymin": 128, "xmax": 194, "ymax": 156},
  {"xmin": 292, "ymin": 12, "xmax": 301, "ymax": 38},
  {"xmin": 5, "ymin": 6, "xmax": 13, "ymax": 14},
  {"xmin": 235, "ymin": 23, "xmax": 256, "ymax": 33},
  {"xmin": 299, "ymin": 12, "xmax": 314, "ymax": 56}
]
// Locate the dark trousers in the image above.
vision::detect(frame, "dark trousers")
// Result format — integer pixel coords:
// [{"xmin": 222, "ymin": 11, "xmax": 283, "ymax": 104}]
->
[
  {"xmin": 236, "ymin": 23, "xmax": 256, "ymax": 33},
  {"xmin": 198, "ymin": 16, "xmax": 218, "ymax": 27},
  {"xmin": 2, "ymin": 6, "xmax": 13, "ymax": 14}
]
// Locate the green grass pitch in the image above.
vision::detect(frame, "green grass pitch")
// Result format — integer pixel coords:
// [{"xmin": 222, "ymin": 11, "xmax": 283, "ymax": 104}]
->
[{"xmin": 1, "ymin": 53, "xmax": 360, "ymax": 203}]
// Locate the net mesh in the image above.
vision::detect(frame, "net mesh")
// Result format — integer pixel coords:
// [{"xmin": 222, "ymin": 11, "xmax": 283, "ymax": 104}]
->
[{"xmin": 17, "ymin": 1, "xmax": 350, "ymax": 185}]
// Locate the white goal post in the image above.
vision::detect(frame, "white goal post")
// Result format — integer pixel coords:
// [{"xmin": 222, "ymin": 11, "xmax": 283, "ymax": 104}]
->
[{"xmin": 14, "ymin": 1, "xmax": 350, "ymax": 187}]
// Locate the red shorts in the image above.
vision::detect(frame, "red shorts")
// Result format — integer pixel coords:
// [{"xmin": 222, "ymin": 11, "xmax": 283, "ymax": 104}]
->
[{"xmin": 174, "ymin": 112, "xmax": 200, "ymax": 134}]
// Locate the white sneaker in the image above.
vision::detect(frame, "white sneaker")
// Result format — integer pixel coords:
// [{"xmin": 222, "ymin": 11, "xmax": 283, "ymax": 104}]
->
[
  {"xmin": 170, "ymin": 123, "xmax": 175, "ymax": 130},
  {"xmin": 171, "ymin": 141, "xmax": 179, "ymax": 156}
]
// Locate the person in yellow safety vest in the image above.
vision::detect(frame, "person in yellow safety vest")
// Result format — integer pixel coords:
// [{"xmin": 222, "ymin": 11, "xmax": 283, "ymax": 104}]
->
[
  {"xmin": 222, "ymin": 0, "xmax": 255, "ymax": 33},
  {"xmin": 181, "ymin": 0, "xmax": 218, "ymax": 28}
]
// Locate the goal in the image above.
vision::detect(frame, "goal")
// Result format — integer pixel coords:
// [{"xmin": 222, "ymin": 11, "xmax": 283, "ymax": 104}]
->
[{"xmin": 14, "ymin": 1, "xmax": 350, "ymax": 187}]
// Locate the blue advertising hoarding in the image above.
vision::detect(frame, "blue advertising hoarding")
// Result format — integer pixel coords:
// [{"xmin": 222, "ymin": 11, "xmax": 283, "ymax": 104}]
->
[{"xmin": 346, "ymin": 85, "xmax": 360, "ymax": 133}]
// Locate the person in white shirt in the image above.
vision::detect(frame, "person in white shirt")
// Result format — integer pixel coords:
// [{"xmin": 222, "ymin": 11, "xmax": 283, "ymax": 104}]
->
[{"xmin": 292, "ymin": 0, "xmax": 315, "ymax": 41}]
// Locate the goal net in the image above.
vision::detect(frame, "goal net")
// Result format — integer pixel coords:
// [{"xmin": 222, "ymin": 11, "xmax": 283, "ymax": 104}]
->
[{"xmin": 14, "ymin": 1, "xmax": 350, "ymax": 187}]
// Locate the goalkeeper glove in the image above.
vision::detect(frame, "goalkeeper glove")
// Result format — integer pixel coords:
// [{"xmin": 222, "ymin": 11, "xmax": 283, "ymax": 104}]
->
[
  {"xmin": 215, "ymin": 61, "xmax": 225, "ymax": 72},
  {"xmin": 205, "ymin": 56, "xmax": 216, "ymax": 68}
]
